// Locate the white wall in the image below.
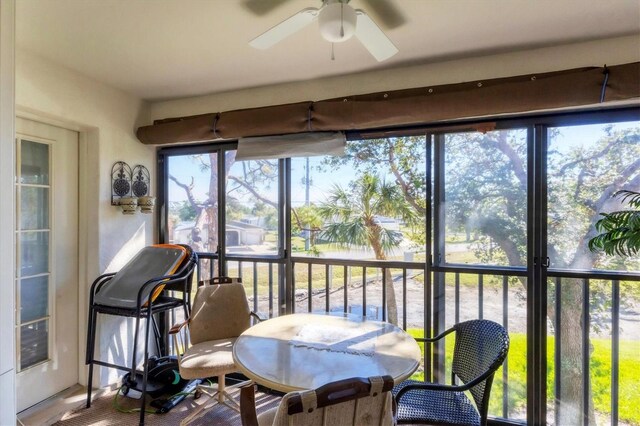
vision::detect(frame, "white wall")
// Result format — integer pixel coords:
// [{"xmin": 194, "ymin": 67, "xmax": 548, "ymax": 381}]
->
[
  {"xmin": 150, "ymin": 35, "xmax": 640, "ymax": 120},
  {"xmin": 15, "ymin": 49, "xmax": 155, "ymax": 387},
  {"xmin": 0, "ymin": 0, "xmax": 16, "ymax": 423}
]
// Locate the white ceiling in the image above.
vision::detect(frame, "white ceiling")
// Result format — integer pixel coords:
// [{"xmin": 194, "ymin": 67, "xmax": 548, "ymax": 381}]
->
[{"xmin": 16, "ymin": 0, "xmax": 640, "ymax": 101}]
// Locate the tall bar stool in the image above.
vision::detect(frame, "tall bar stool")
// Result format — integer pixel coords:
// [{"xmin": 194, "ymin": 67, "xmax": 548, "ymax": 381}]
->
[{"xmin": 85, "ymin": 244, "xmax": 197, "ymax": 425}]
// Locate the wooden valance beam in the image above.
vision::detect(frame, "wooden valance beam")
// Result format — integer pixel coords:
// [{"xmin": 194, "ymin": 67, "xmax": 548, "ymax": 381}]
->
[{"xmin": 136, "ymin": 62, "xmax": 640, "ymax": 145}]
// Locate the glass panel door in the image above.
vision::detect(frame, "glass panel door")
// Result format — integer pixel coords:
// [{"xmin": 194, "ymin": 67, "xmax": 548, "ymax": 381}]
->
[
  {"xmin": 436, "ymin": 128, "xmax": 529, "ymax": 421},
  {"xmin": 16, "ymin": 139, "xmax": 51, "ymax": 371},
  {"xmin": 225, "ymin": 152, "xmax": 282, "ymax": 318},
  {"xmin": 546, "ymin": 120, "xmax": 640, "ymax": 426},
  {"xmin": 441, "ymin": 128, "xmax": 528, "ymax": 267},
  {"xmin": 225, "ymin": 153, "xmax": 280, "ymax": 256},
  {"xmin": 166, "ymin": 151, "xmax": 219, "ymax": 280},
  {"xmin": 288, "ymin": 137, "xmax": 427, "ymax": 325}
]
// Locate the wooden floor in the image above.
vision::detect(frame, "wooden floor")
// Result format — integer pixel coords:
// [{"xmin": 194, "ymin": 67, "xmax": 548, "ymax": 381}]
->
[{"xmin": 19, "ymin": 385, "xmax": 280, "ymax": 426}]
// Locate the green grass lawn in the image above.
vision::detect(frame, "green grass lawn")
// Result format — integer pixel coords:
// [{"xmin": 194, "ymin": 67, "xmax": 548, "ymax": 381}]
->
[{"xmin": 407, "ymin": 330, "xmax": 640, "ymax": 424}]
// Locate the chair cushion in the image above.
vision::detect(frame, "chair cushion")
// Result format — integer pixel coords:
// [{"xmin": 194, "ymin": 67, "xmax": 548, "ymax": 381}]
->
[
  {"xmin": 189, "ymin": 284, "xmax": 251, "ymax": 345},
  {"xmin": 393, "ymin": 380, "xmax": 481, "ymax": 425},
  {"xmin": 257, "ymin": 406, "xmax": 277, "ymax": 426},
  {"xmin": 179, "ymin": 338, "xmax": 237, "ymax": 380}
]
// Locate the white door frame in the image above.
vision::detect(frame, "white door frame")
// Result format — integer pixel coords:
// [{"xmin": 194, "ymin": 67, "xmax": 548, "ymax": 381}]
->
[
  {"xmin": 15, "ymin": 108, "xmax": 100, "ymax": 390},
  {"xmin": 0, "ymin": 0, "xmax": 17, "ymax": 423}
]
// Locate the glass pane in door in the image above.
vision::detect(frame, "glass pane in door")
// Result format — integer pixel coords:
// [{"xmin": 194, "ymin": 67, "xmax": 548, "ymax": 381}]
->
[
  {"xmin": 546, "ymin": 121, "xmax": 640, "ymax": 426},
  {"xmin": 16, "ymin": 139, "xmax": 52, "ymax": 371},
  {"xmin": 20, "ymin": 320, "xmax": 49, "ymax": 370},
  {"xmin": 225, "ymin": 152, "xmax": 280, "ymax": 256},
  {"xmin": 20, "ymin": 275, "xmax": 49, "ymax": 323},
  {"xmin": 288, "ymin": 137, "xmax": 427, "ymax": 328},
  {"xmin": 20, "ymin": 140, "xmax": 49, "ymax": 185},
  {"xmin": 20, "ymin": 232, "xmax": 49, "ymax": 277},
  {"xmin": 443, "ymin": 128, "xmax": 528, "ymax": 267},
  {"xmin": 440, "ymin": 128, "xmax": 529, "ymax": 421},
  {"xmin": 166, "ymin": 152, "xmax": 219, "ymax": 279},
  {"xmin": 20, "ymin": 187, "xmax": 49, "ymax": 230}
]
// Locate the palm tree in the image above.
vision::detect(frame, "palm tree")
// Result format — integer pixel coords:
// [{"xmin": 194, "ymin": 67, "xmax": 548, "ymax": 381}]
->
[
  {"xmin": 292, "ymin": 205, "xmax": 324, "ymax": 254},
  {"xmin": 318, "ymin": 173, "xmax": 417, "ymax": 325},
  {"xmin": 589, "ymin": 190, "xmax": 640, "ymax": 256}
]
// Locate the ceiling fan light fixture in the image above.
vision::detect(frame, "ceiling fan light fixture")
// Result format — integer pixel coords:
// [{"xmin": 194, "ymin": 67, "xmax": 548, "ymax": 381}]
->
[{"xmin": 318, "ymin": 2, "xmax": 357, "ymax": 43}]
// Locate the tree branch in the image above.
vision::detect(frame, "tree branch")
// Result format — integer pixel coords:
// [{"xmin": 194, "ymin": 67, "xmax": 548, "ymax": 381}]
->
[
  {"xmin": 388, "ymin": 144, "xmax": 426, "ymax": 215},
  {"xmin": 478, "ymin": 218, "xmax": 528, "ymax": 289},
  {"xmin": 227, "ymin": 175, "xmax": 278, "ymax": 209},
  {"xmin": 491, "ymin": 132, "xmax": 527, "ymax": 189},
  {"xmin": 291, "ymin": 207, "xmax": 303, "ymax": 230},
  {"xmin": 291, "ymin": 207, "xmax": 322, "ymax": 233},
  {"xmin": 570, "ymin": 167, "xmax": 640, "ymax": 268},
  {"xmin": 559, "ymin": 138, "xmax": 617, "ymax": 174},
  {"xmin": 590, "ymin": 158, "xmax": 640, "ymax": 220},
  {"xmin": 169, "ymin": 175, "xmax": 201, "ymax": 211}
]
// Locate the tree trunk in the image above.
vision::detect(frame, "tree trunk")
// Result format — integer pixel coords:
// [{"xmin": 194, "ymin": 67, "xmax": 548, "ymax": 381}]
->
[
  {"xmin": 557, "ymin": 278, "xmax": 586, "ymax": 426},
  {"xmin": 206, "ymin": 152, "xmax": 219, "ymax": 256},
  {"xmin": 483, "ymin": 224, "xmax": 598, "ymax": 423},
  {"xmin": 368, "ymin": 224, "xmax": 399, "ymax": 325},
  {"xmin": 555, "ymin": 241, "xmax": 598, "ymax": 424},
  {"xmin": 383, "ymin": 268, "xmax": 398, "ymax": 325}
]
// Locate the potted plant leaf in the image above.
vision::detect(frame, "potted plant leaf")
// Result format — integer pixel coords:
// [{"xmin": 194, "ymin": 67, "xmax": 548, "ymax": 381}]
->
[{"xmin": 589, "ymin": 190, "xmax": 640, "ymax": 256}]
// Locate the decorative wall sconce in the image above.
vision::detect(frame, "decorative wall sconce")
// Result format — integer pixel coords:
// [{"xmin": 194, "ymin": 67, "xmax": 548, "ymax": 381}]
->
[
  {"xmin": 111, "ymin": 161, "xmax": 155, "ymax": 215},
  {"xmin": 111, "ymin": 161, "xmax": 132, "ymax": 205}
]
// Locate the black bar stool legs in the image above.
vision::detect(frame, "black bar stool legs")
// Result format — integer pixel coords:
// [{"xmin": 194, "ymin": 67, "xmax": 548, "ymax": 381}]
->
[
  {"xmin": 85, "ymin": 305, "xmax": 98, "ymax": 408},
  {"xmin": 139, "ymin": 308, "xmax": 153, "ymax": 425},
  {"xmin": 85, "ymin": 309, "xmax": 160, "ymax": 422}
]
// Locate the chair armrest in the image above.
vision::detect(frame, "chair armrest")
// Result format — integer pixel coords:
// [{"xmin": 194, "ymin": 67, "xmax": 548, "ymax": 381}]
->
[
  {"xmin": 240, "ymin": 382, "xmax": 259, "ymax": 426},
  {"xmin": 395, "ymin": 381, "xmax": 469, "ymax": 402},
  {"xmin": 392, "ymin": 395, "xmax": 398, "ymax": 424},
  {"xmin": 421, "ymin": 326, "xmax": 457, "ymax": 343},
  {"xmin": 89, "ymin": 272, "xmax": 117, "ymax": 298},
  {"xmin": 250, "ymin": 312, "xmax": 265, "ymax": 324},
  {"xmin": 170, "ymin": 319, "xmax": 191, "ymax": 360},
  {"xmin": 169, "ymin": 319, "xmax": 190, "ymax": 335}
]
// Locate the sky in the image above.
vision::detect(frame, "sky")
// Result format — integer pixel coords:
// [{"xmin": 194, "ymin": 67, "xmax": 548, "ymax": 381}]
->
[{"xmin": 550, "ymin": 120, "xmax": 638, "ymax": 152}]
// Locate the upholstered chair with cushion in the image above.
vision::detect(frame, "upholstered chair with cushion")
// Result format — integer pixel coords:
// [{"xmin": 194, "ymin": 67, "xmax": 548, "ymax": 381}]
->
[
  {"xmin": 240, "ymin": 376, "xmax": 396, "ymax": 426},
  {"xmin": 170, "ymin": 280, "xmax": 259, "ymax": 425}
]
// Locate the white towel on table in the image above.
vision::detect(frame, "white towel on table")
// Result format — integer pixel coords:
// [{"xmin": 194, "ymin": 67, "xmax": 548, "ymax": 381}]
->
[{"xmin": 289, "ymin": 323, "xmax": 375, "ymax": 356}]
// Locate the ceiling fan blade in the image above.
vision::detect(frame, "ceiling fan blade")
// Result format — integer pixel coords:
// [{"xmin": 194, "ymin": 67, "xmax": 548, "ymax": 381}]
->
[
  {"xmin": 249, "ymin": 8, "xmax": 319, "ymax": 50},
  {"xmin": 359, "ymin": 0, "xmax": 406, "ymax": 29},
  {"xmin": 354, "ymin": 10, "xmax": 399, "ymax": 62},
  {"xmin": 242, "ymin": 0, "xmax": 292, "ymax": 17}
]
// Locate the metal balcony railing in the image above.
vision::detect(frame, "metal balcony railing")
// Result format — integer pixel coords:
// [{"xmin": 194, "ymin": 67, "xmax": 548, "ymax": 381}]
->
[{"xmin": 193, "ymin": 251, "xmax": 639, "ymax": 425}]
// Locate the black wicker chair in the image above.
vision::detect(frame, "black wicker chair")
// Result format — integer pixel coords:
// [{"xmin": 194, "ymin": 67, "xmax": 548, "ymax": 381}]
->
[{"xmin": 393, "ymin": 319, "xmax": 509, "ymax": 426}]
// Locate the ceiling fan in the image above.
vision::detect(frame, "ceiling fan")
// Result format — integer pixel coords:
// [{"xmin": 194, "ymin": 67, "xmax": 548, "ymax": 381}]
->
[{"xmin": 248, "ymin": 0, "xmax": 400, "ymax": 62}]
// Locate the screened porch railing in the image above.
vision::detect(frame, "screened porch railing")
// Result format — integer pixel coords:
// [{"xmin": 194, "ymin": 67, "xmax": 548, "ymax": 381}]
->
[{"xmin": 194, "ymin": 251, "xmax": 637, "ymax": 425}]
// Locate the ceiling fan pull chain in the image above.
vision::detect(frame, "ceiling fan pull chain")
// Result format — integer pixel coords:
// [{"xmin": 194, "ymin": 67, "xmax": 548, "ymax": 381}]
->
[
  {"xmin": 340, "ymin": 2, "xmax": 345, "ymax": 38},
  {"xmin": 331, "ymin": 43, "xmax": 335, "ymax": 61}
]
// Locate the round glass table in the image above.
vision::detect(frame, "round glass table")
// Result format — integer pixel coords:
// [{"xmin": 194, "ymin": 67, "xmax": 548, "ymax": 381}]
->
[{"xmin": 232, "ymin": 312, "xmax": 421, "ymax": 393}]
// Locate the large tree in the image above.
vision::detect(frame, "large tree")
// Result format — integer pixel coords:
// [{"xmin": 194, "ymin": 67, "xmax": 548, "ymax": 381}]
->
[
  {"xmin": 329, "ymin": 125, "xmax": 640, "ymax": 422},
  {"xmin": 318, "ymin": 173, "xmax": 417, "ymax": 325}
]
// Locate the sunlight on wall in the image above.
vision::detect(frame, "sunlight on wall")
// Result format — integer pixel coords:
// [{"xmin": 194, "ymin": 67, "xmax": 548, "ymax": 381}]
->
[
  {"xmin": 104, "ymin": 223, "xmax": 148, "ymax": 272},
  {"xmin": 99, "ymin": 223, "xmax": 154, "ymax": 385}
]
